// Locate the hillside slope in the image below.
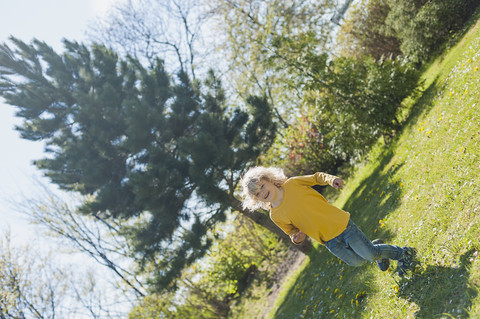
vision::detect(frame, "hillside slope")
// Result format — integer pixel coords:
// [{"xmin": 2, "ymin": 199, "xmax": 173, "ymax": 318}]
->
[{"xmin": 263, "ymin": 12, "xmax": 480, "ymax": 319}]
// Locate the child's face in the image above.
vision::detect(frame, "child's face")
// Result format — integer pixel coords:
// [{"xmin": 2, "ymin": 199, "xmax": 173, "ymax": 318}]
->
[{"xmin": 254, "ymin": 179, "xmax": 280, "ymax": 204}]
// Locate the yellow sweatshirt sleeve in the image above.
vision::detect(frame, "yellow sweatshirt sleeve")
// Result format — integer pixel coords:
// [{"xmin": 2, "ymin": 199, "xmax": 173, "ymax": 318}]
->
[{"xmin": 292, "ymin": 172, "xmax": 338, "ymax": 187}]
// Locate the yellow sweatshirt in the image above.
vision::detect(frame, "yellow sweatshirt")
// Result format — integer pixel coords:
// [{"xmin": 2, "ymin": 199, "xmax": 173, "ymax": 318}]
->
[{"xmin": 270, "ymin": 172, "xmax": 350, "ymax": 244}]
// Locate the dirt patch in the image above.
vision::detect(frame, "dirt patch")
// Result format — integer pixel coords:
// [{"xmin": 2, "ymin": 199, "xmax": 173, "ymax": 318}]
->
[{"xmin": 261, "ymin": 245, "xmax": 307, "ymax": 318}]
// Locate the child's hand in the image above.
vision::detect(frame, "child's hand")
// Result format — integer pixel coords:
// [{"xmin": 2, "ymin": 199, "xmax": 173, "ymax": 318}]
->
[
  {"xmin": 332, "ymin": 178, "xmax": 344, "ymax": 189},
  {"xmin": 292, "ymin": 231, "xmax": 306, "ymax": 245}
]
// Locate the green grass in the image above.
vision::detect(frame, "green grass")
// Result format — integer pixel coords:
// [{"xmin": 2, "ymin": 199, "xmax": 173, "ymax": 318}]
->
[{"xmin": 232, "ymin": 10, "xmax": 480, "ymax": 319}]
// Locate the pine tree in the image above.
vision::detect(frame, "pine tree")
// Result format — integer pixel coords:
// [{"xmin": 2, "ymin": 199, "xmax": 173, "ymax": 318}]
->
[{"xmin": 0, "ymin": 37, "xmax": 293, "ymax": 291}]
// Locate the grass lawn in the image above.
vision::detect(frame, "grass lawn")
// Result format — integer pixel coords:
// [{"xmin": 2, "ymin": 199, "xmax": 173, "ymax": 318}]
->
[{"xmin": 232, "ymin": 10, "xmax": 480, "ymax": 319}]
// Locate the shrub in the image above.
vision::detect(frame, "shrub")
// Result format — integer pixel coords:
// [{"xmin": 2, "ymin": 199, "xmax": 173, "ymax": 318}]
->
[
  {"xmin": 266, "ymin": 33, "xmax": 421, "ymax": 172},
  {"xmin": 263, "ymin": 112, "xmax": 343, "ymax": 176},
  {"xmin": 303, "ymin": 56, "xmax": 420, "ymax": 163}
]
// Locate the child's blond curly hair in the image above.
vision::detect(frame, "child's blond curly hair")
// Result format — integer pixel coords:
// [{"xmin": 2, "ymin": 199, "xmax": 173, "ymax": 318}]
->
[{"xmin": 241, "ymin": 166, "xmax": 288, "ymax": 211}]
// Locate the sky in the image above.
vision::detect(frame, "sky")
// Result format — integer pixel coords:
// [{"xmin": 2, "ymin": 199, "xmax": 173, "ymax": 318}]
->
[{"xmin": 0, "ymin": 0, "xmax": 124, "ymax": 245}]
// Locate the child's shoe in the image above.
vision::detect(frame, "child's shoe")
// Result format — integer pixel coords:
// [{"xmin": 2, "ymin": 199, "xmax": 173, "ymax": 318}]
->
[
  {"xmin": 398, "ymin": 247, "xmax": 417, "ymax": 276},
  {"xmin": 372, "ymin": 239, "xmax": 390, "ymax": 271}
]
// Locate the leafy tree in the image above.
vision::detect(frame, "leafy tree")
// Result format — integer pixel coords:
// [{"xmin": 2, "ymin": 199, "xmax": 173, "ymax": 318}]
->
[
  {"xmin": 384, "ymin": 0, "xmax": 480, "ymax": 63},
  {"xmin": 335, "ymin": 0, "xmax": 401, "ymax": 60},
  {"xmin": 205, "ymin": 0, "xmax": 336, "ymax": 126},
  {"xmin": 337, "ymin": 0, "xmax": 480, "ymax": 64},
  {"xmin": 0, "ymin": 37, "xmax": 294, "ymax": 292}
]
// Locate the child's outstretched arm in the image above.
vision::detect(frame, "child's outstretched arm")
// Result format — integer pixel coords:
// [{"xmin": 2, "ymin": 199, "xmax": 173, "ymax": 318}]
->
[{"xmin": 292, "ymin": 172, "xmax": 343, "ymax": 189}]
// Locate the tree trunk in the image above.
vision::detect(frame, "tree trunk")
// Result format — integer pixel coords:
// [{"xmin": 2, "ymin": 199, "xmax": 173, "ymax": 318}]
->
[{"xmin": 230, "ymin": 198, "xmax": 312, "ymax": 253}]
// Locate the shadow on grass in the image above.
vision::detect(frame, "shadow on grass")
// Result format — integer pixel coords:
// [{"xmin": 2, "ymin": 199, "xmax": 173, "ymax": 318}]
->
[
  {"xmin": 272, "ymin": 244, "xmax": 375, "ymax": 318},
  {"xmin": 340, "ymin": 150, "xmax": 403, "ymax": 243},
  {"xmin": 400, "ymin": 75, "xmax": 441, "ymax": 136},
  {"xmin": 342, "ymin": 75, "xmax": 446, "ymax": 243},
  {"xmin": 397, "ymin": 249, "xmax": 478, "ymax": 318},
  {"xmin": 428, "ymin": 6, "xmax": 480, "ymax": 68}
]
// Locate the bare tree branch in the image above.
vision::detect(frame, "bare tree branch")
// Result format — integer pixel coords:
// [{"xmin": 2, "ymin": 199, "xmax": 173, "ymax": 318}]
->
[
  {"xmin": 0, "ymin": 230, "xmax": 128, "ymax": 318},
  {"xmin": 88, "ymin": 0, "xmax": 209, "ymax": 79},
  {"xmin": 12, "ymin": 183, "xmax": 147, "ymax": 299}
]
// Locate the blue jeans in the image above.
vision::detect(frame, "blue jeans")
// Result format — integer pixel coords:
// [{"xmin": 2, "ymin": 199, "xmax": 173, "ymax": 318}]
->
[{"xmin": 324, "ymin": 219, "xmax": 404, "ymax": 267}]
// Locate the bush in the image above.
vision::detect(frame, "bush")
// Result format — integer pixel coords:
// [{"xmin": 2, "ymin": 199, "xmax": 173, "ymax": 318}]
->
[
  {"xmin": 266, "ymin": 33, "xmax": 421, "ymax": 172},
  {"xmin": 265, "ymin": 55, "xmax": 420, "ymax": 174},
  {"xmin": 304, "ymin": 55, "xmax": 420, "ymax": 163}
]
